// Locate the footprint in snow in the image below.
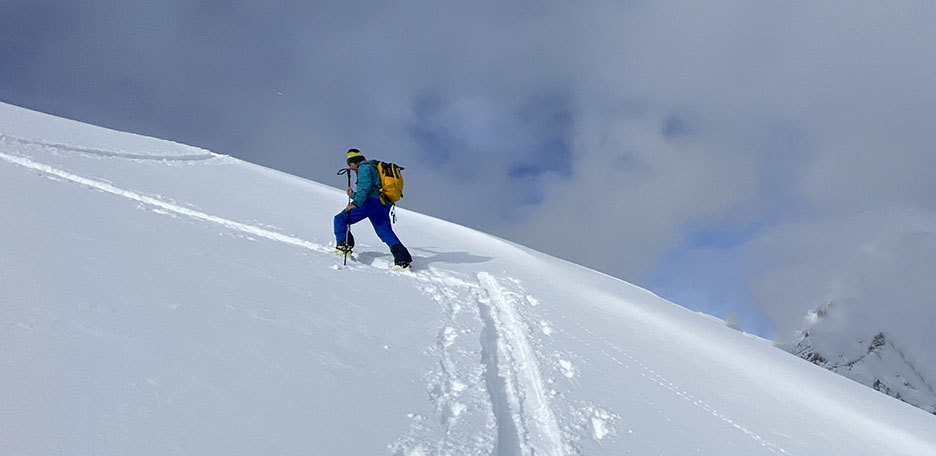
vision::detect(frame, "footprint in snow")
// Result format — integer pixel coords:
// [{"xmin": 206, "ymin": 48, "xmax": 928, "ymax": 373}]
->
[
  {"xmin": 589, "ymin": 407, "xmax": 617, "ymax": 440},
  {"xmin": 558, "ymin": 358, "xmax": 576, "ymax": 378},
  {"xmin": 442, "ymin": 326, "xmax": 457, "ymax": 347},
  {"xmin": 540, "ymin": 320, "xmax": 553, "ymax": 336}
]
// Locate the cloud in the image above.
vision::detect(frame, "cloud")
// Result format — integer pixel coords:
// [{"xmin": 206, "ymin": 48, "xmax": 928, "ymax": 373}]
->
[
  {"xmin": 740, "ymin": 208, "xmax": 936, "ymax": 383},
  {"xmin": 741, "ymin": 208, "xmax": 936, "ymax": 335}
]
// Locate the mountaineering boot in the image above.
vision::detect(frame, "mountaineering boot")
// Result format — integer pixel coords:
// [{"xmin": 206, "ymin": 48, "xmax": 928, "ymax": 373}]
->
[
  {"xmin": 335, "ymin": 231, "xmax": 354, "ymax": 249},
  {"xmin": 336, "ymin": 232, "xmax": 355, "ymax": 255},
  {"xmin": 390, "ymin": 243, "xmax": 413, "ymax": 269}
]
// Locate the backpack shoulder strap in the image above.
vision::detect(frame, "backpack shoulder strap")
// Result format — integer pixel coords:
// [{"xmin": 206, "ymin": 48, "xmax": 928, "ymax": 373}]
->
[{"xmin": 359, "ymin": 162, "xmax": 381, "ymax": 187}]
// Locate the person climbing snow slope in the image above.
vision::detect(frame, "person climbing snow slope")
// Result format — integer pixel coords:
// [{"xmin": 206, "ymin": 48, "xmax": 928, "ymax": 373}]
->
[{"xmin": 335, "ymin": 148, "xmax": 413, "ymax": 268}]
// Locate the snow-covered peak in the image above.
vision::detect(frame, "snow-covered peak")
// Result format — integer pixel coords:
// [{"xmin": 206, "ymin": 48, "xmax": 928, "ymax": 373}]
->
[
  {"xmin": 2, "ymin": 101, "xmax": 935, "ymax": 455},
  {"xmin": 791, "ymin": 323, "xmax": 936, "ymax": 416},
  {"xmin": 779, "ymin": 229, "xmax": 936, "ymax": 416}
]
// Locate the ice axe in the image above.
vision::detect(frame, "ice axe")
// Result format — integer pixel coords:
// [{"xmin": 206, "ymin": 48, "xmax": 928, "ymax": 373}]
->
[{"xmin": 337, "ymin": 167, "xmax": 353, "ymax": 265}]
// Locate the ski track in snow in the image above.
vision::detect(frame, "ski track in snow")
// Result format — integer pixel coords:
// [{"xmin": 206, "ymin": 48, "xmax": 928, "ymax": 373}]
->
[
  {"xmin": 392, "ymin": 270, "xmax": 573, "ymax": 456},
  {"xmin": 1, "ymin": 149, "xmax": 793, "ymax": 455},
  {"xmin": 0, "ymin": 151, "xmax": 333, "ymax": 257},
  {"xmin": 477, "ymin": 273, "xmax": 566, "ymax": 456}
]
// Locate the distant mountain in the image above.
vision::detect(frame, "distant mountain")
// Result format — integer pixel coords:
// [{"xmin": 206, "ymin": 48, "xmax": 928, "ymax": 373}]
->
[{"xmin": 787, "ymin": 299, "xmax": 936, "ymax": 415}]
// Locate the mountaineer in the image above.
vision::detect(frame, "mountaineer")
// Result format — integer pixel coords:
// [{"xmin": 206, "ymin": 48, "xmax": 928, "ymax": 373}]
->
[{"xmin": 335, "ymin": 148, "xmax": 413, "ymax": 268}]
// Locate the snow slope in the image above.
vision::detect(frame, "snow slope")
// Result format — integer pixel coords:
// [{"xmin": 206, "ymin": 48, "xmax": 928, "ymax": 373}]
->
[{"xmin": 1, "ymin": 102, "xmax": 935, "ymax": 455}]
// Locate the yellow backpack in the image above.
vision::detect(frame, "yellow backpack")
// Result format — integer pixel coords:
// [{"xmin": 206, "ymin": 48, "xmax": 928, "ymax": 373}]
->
[{"xmin": 365, "ymin": 161, "xmax": 404, "ymax": 205}]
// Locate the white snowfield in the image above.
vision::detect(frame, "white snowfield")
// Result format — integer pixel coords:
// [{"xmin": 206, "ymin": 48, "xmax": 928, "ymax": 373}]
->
[{"xmin": 1, "ymin": 102, "xmax": 934, "ymax": 455}]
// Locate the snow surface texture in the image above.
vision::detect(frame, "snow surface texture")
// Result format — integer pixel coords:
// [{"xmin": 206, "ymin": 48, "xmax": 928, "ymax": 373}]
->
[{"xmin": 1, "ymin": 102, "xmax": 935, "ymax": 455}]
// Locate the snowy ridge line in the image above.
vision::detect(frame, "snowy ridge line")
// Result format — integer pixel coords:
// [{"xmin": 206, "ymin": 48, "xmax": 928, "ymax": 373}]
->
[
  {"xmin": 566, "ymin": 323, "xmax": 793, "ymax": 456},
  {"xmin": 0, "ymin": 133, "xmax": 216, "ymax": 161},
  {"xmin": 477, "ymin": 272, "xmax": 565, "ymax": 456},
  {"xmin": 0, "ymin": 152, "xmax": 329, "ymax": 255}
]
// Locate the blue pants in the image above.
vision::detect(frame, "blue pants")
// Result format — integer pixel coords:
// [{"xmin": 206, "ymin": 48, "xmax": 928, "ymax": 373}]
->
[{"xmin": 334, "ymin": 198, "xmax": 401, "ymax": 246}]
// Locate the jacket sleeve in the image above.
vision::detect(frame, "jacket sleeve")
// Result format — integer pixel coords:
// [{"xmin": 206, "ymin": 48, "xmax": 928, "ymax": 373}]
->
[{"xmin": 351, "ymin": 165, "xmax": 376, "ymax": 207}]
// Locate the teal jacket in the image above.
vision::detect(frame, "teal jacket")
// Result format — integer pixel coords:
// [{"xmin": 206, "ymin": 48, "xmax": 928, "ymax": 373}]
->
[{"xmin": 351, "ymin": 160, "xmax": 382, "ymax": 207}]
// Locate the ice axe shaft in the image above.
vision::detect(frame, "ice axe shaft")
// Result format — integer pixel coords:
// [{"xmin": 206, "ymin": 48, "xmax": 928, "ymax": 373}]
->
[{"xmin": 337, "ymin": 167, "xmax": 353, "ymax": 265}]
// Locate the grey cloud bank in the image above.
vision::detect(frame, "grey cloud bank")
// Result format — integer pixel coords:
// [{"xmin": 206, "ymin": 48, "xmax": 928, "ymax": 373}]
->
[{"xmin": 2, "ymin": 0, "xmax": 935, "ymax": 336}]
